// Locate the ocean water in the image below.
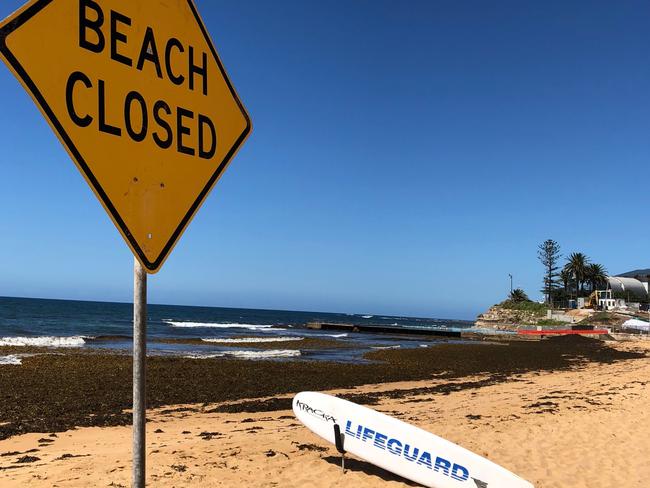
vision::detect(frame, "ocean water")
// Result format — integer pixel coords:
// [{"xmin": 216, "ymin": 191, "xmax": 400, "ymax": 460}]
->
[{"xmin": 0, "ymin": 296, "xmax": 474, "ymax": 362}]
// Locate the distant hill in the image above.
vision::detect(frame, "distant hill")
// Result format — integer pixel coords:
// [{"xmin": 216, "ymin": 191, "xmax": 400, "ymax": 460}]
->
[{"xmin": 617, "ymin": 269, "xmax": 650, "ymax": 278}]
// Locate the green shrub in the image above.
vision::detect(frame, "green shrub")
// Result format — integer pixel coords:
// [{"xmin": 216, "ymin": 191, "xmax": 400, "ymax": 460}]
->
[
  {"xmin": 500, "ymin": 300, "xmax": 548, "ymax": 316},
  {"xmin": 537, "ymin": 319, "xmax": 566, "ymax": 326}
]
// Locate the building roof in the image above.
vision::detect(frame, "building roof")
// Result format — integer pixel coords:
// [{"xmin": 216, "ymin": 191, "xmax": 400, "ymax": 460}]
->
[{"xmin": 607, "ymin": 276, "xmax": 648, "ymax": 297}]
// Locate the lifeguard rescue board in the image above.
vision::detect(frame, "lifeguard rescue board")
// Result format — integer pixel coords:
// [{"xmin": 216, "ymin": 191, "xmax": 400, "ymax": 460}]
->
[{"xmin": 292, "ymin": 392, "xmax": 534, "ymax": 488}]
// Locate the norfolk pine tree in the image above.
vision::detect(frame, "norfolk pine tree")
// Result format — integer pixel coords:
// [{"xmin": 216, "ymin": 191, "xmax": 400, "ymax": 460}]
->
[{"xmin": 538, "ymin": 239, "xmax": 561, "ymax": 307}]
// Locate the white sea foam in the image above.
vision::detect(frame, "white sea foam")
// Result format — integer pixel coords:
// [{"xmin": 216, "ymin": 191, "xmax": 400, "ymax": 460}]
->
[
  {"xmin": 361, "ymin": 315, "xmax": 374, "ymax": 319},
  {"xmin": 311, "ymin": 333, "xmax": 348, "ymax": 338},
  {"xmin": 164, "ymin": 320, "xmax": 275, "ymax": 330},
  {"xmin": 185, "ymin": 349, "xmax": 301, "ymax": 360},
  {"xmin": 202, "ymin": 337, "xmax": 304, "ymax": 344},
  {"xmin": 371, "ymin": 345, "xmax": 401, "ymax": 350},
  {"xmin": 226, "ymin": 349, "xmax": 301, "ymax": 359},
  {"xmin": 0, "ymin": 336, "xmax": 86, "ymax": 347},
  {"xmin": 0, "ymin": 355, "xmax": 22, "ymax": 365}
]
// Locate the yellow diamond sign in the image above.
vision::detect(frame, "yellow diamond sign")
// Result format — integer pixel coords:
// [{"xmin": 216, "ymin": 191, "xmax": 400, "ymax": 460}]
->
[{"xmin": 0, "ymin": 0, "xmax": 251, "ymax": 272}]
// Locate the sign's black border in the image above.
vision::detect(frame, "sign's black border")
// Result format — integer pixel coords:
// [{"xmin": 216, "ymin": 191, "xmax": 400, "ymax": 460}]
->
[{"xmin": 0, "ymin": 0, "xmax": 251, "ymax": 272}]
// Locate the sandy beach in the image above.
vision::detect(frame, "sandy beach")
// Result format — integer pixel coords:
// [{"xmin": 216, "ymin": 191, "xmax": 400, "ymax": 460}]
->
[
  {"xmin": 0, "ymin": 1, "xmax": 646, "ymax": 486},
  {"xmin": 0, "ymin": 337, "xmax": 648, "ymax": 487}
]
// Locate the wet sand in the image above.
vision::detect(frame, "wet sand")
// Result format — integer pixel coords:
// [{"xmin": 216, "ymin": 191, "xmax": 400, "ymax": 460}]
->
[{"xmin": 0, "ymin": 337, "xmax": 647, "ymax": 487}]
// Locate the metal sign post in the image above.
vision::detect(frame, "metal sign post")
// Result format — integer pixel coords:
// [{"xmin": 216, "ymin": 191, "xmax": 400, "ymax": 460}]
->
[{"xmin": 133, "ymin": 258, "xmax": 147, "ymax": 488}]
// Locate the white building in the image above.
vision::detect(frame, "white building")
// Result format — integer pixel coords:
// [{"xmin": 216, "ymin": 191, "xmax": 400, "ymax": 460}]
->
[{"xmin": 597, "ymin": 276, "xmax": 648, "ymax": 310}]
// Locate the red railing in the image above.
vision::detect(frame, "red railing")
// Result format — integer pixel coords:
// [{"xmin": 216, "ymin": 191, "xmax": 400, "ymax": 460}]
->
[{"xmin": 517, "ymin": 329, "xmax": 608, "ymax": 335}]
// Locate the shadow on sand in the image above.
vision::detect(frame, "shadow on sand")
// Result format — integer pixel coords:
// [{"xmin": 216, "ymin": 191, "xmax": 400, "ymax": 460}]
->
[{"xmin": 322, "ymin": 455, "xmax": 420, "ymax": 486}]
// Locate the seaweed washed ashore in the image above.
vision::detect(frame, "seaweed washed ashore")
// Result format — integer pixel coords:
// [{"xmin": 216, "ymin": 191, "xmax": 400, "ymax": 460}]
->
[{"xmin": 0, "ymin": 335, "xmax": 643, "ymax": 440}]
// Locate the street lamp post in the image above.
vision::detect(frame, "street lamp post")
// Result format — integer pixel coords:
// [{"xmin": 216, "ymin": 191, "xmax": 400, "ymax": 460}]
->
[{"xmin": 509, "ymin": 274, "xmax": 513, "ymax": 295}]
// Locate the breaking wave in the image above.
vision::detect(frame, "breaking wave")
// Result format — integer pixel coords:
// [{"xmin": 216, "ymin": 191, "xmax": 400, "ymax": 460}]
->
[
  {"xmin": 202, "ymin": 337, "xmax": 304, "ymax": 344},
  {"xmin": 0, "ymin": 355, "xmax": 22, "ymax": 365},
  {"xmin": 164, "ymin": 320, "xmax": 276, "ymax": 330},
  {"xmin": 184, "ymin": 349, "xmax": 301, "ymax": 360},
  {"xmin": 0, "ymin": 336, "xmax": 87, "ymax": 347},
  {"xmin": 311, "ymin": 333, "xmax": 348, "ymax": 338}
]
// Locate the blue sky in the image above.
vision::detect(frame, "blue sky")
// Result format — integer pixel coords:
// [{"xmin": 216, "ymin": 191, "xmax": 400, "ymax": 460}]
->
[{"xmin": 0, "ymin": 0, "xmax": 649, "ymax": 320}]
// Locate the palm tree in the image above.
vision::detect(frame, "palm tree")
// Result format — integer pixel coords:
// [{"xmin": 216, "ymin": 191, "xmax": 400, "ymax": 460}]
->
[
  {"xmin": 566, "ymin": 252, "xmax": 589, "ymax": 298},
  {"xmin": 560, "ymin": 267, "xmax": 572, "ymax": 296},
  {"xmin": 509, "ymin": 288, "xmax": 530, "ymax": 302},
  {"xmin": 560, "ymin": 265, "xmax": 573, "ymax": 300},
  {"xmin": 585, "ymin": 263, "xmax": 608, "ymax": 292}
]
